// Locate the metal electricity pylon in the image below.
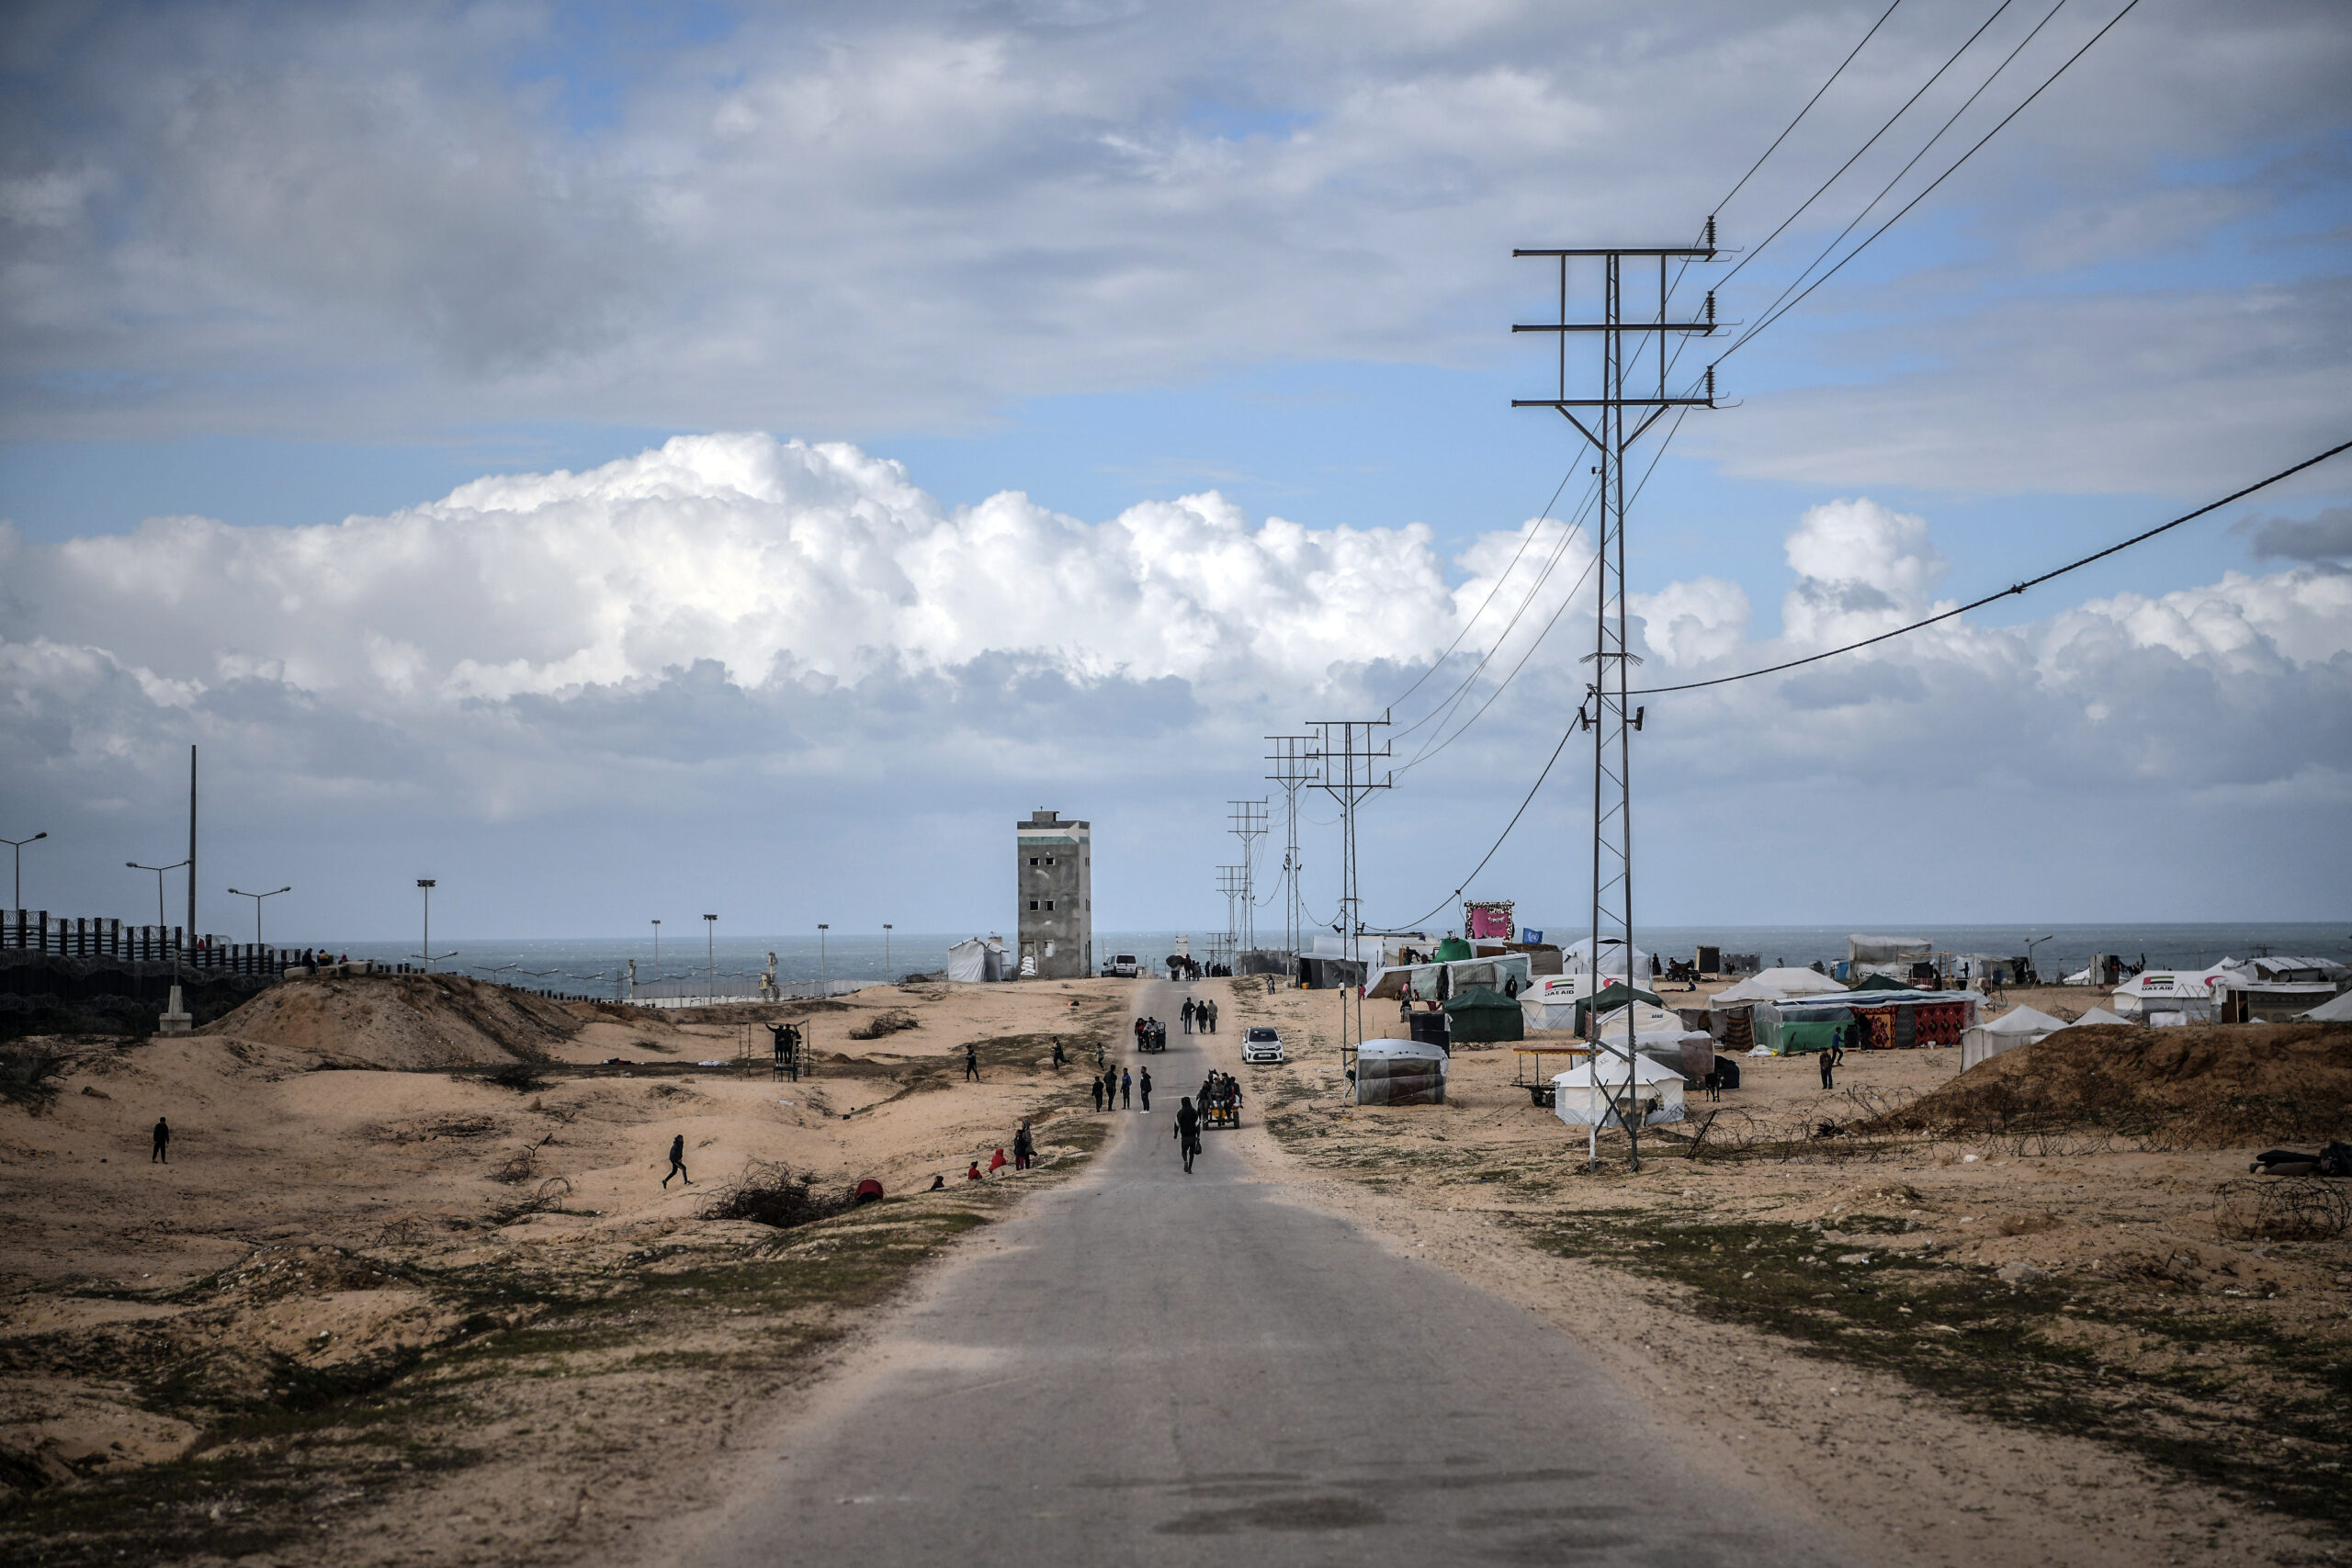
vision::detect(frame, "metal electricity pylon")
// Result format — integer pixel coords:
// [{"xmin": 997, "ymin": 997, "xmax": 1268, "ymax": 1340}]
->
[
  {"xmin": 1307, "ymin": 715, "xmax": 1391, "ymax": 1077},
  {"xmin": 1214, "ymin": 864, "xmax": 1247, "ymax": 972},
  {"xmin": 1514, "ymin": 228, "xmax": 1719, "ymax": 1171},
  {"xmin": 1227, "ymin": 798, "xmax": 1268, "ymax": 955},
  {"xmin": 1264, "ymin": 736, "xmax": 1318, "ymax": 959}
]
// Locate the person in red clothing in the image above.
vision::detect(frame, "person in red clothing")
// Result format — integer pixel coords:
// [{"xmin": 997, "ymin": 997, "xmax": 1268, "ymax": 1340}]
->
[
  {"xmin": 987, "ymin": 1146, "xmax": 1008, "ymax": 1174},
  {"xmin": 965, "ymin": 1161, "xmax": 983, "ymax": 1181}
]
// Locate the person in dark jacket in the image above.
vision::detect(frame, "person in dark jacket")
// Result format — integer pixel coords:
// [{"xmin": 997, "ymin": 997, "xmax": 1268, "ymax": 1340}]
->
[
  {"xmin": 964, "ymin": 1043, "xmax": 980, "ymax": 1081},
  {"xmin": 1012, "ymin": 1121, "xmax": 1035, "ymax": 1171},
  {"xmin": 1138, "ymin": 1066, "xmax": 1153, "ymax": 1112},
  {"xmin": 1119, "ymin": 1068, "xmax": 1133, "ymax": 1109},
  {"xmin": 152, "ymin": 1116, "xmax": 170, "ymax": 1164},
  {"xmin": 662, "ymin": 1134, "xmax": 692, "ymax": 1188},
  {"xmin": 1091, "ymin": 1075, "xmax": 1105, "ymax": 1112},
  {"xmin": 1173, "ymin": 1097, "xmax": 1202, "ymax": 1173}
]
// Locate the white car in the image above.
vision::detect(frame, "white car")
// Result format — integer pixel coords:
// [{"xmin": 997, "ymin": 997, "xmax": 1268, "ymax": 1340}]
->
[{"xmin": 1240, "ymin": 1025, "xmax": 1285, "ymax": 1065}]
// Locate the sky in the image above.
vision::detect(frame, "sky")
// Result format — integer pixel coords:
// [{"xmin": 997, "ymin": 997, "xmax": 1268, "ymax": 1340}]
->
[{"xmin": 2, "ymin": 0, "xmax": 2348, "ymax": 944}]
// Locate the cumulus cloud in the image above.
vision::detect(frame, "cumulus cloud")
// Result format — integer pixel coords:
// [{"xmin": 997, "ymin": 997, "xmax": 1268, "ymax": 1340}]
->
[{"xmin": 2234, "ymin": 504, "xmax": 2352, "ymax": 563}]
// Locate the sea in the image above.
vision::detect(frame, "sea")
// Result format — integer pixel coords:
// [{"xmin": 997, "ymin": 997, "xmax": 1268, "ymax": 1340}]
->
[{"xmin": 311, "ymin": 922, "xmax": 2347, "ymax": 998}]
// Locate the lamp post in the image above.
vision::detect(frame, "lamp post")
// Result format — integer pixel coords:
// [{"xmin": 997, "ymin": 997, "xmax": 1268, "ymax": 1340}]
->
[
  {"xmin": 651, "ymin": 919, "xmax": 662, "ymax": 980},
  {"xmin": 413, "ymin": 879, "xmax": 456, "ymax": 972},
  {"xmin": 704, "ymin": 913, "xmax": 718, "ymax": 998},
  {"xmin": 4, "ymin": 831, "xmax": 45, "ymax": 909},
  {"xmin": 818, "ymin": 923, "xmax": 829, "ymax": 990},
  {"xmin": 129, "ymin": 858, "xmax": 191, "ymax": 975},
  {"xmin": 2023, "ymin": 933, "xmax": 2056, "ymax": 986},
  {"xmin": 227, "ymin": 886, "xmax": 291, "ymax": 945},
  {"xmin": 883, "ymin": 923, "xmax": 892, "ymax": 978}
]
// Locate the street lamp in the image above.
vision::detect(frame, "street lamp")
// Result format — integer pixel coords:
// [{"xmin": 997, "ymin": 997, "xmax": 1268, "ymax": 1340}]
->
[
  {"xmin": 129, "ymin": 859, "xmax": 191, "ymax": 929},
  {"xmin": 2023, "ymin": 933, "xmax": 2056, "ymax": 985},
  {"xmin": 227, "ymin": 886, "xmax": 291, "ymax": 945},
  {"xmin": 818, "ymin": 923, "xmax": 830, "ymax": 990},
  {"xmin": 883, "ymin": 923, "xmax": 892, "ymax": 978},
  {"xmin": 704, "ymin": 913, "xmax": 717, "ymax": 998},
  {"xmin": 651, "ymin": 918, "xmax": 662, "ymax": 980},
  {"xmin": 413, "ymin": 879, "xmax": 457, "ymax": 973},
  {"xmin": 4, "ymin": 831, "xmax": 45, "ymax": 909}
]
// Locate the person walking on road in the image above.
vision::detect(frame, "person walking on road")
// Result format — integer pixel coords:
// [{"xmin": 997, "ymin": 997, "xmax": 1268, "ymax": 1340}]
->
[
  {"xmin": 1012, "ymin": 1120, "xmax": 1035, "ymax": 1171},
  {"xmin": 1204, "ymin": 999, "xmax": 1218, "ymax": 1034},
  {"xmin": 1119, "ymin": 1068, "xmax": 1133, "ymax": 1110},
  {"xmin": 662, "ymin": 1134, "xmax": 692, "ymax": 1188},
  {"xmin": 1173, "ymin": 1097, "xmax": 1202, "ymax": 1173},
  {"xmin": 1138, "ymin": 1066, "xmax": 1153, "ymax": 1112},
  {"xmin": 1818, "ymin": 1047, "xmax": 1835, "ymax": 1091},
  {"xmin": 1091, "ymin": 1075, "xmax": 1104, "ymax": 1113},
  {"xmin": 965, "ymin": 1043, "xmax": 980, "ymax": 1082},
  {"xmin": 152, "ymin": 1116, "xmax": 170, "ymax": 1164},
  {"xmin": 1181, "ymin": 997, "xmax": 1195, "ymax": 1033}
]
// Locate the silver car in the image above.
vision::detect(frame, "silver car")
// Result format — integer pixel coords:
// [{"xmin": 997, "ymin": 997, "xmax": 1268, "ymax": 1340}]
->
[{"xmin": 1240, "ymin": 1025, "xmax": 1285, "ymax": 1064}]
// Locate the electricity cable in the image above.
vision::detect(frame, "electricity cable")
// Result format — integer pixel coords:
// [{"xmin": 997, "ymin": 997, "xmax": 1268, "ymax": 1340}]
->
[
  {"xmin": 1717, "ymin": 0, "xmax": 1905, "ymax": 216},
  {"xmin": 1631, "ymin": 434, "xmax": 2352, "ymax": 695},
  {"xmin": 1719, "ymin": 0, "xmax": 2019, "ymax": 290},
  {"xmin": 1386, "ymin": 462, "xmax": 1583, "ymax": 719},
  {"xmin": 1724, "ymin": 0, "xmax": 2143, "ymax": 361}
]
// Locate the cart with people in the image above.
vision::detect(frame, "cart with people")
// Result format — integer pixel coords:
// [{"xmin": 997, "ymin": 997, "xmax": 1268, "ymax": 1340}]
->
[{"xmin": 1200, "ymin": 1072, "xmax": 1243, "ymax": 1129}]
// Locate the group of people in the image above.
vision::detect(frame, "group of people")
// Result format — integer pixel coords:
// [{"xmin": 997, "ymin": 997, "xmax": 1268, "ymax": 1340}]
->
[
  {"xmin": 1196, "ymin": 1071, "xmax": 1240, "ymax": 1116},
  {"xmin": 1133, "ymin": 1016, "xmax": 1167, "ymax": 1051},
  {"xmin": 1091, "ymin": 1064, "xmax": 1148, "ymax": 1111},
  {"xmin": 1179, "ymin": 996, "xmax": 1219, "ymax": 1033}
]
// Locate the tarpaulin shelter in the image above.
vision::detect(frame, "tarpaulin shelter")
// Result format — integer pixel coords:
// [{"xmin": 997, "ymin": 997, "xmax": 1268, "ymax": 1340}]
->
[
  {"xmin": 946, "ymin": 936, "xmax": 1010, "ymax": 983},
  {"xmin": 1366, "ymin": 952, "xmax": 1532, "ymax": 1003},
  {"xmin": 1442, "ymin": 985, "xmax": 1525, "ymax": 1043},
  {"xmin": 1561, "ymin": 937, "xmax": 1654, "ymax": 982},
  {"xmin": 1352, "ymin": 1038, "xmax": 1448, "ymax": 1105},
  {"xmin": 1569, "ymin": 980, "xmax": 1664, "ymax": 1038},
  {"xmin": 1435, "ymin": 936, "xmax": 1474, "ymax": 962},
  {"xmin": 2069, "ymin": 1006, "xmax": 2132, "ymax": 1027},
  {"xmin": 1848, "ymin": 934, "xmax": 1930, "ymax": 965},
  {"xmin": 1710, "ymin": 967, "xmax": 1846, "ymax": 1004},
  {"xmin": 1846, "ymin": 972, "xmax": 1916, "ymax": 994},
  {"xmin": 2301, "ymin": 989, "xmax": 2352, "ymax": 1022},
  {"xmin": 1551, "ymin": 1053, "xmax": 1686, "ymax": 1129},
  {"xmin": 1960, "ymin": 1005, "xmax": 2069, "ymax": 1071}
]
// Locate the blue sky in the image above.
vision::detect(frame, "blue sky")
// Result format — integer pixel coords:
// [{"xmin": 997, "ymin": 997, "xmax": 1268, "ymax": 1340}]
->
[{"xmin": 3, "ymin": 0, "xmax": 2348, "ymax": 940}]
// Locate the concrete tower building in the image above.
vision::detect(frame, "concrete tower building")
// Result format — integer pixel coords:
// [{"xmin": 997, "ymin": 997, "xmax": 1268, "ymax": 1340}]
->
[{"xmin": 1016, "ymin": 809, "xmax": 1091, "ymax": 979}]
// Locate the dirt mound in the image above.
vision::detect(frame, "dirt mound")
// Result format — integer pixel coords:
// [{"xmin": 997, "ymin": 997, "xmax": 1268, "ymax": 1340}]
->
[
  {"xmin": 1881, "ymin": 1021, "xmax": 2352, "ymax": 1146},
  {"xmin": 200, "ymin": 973, "xmax": 582, "ymax": 1069}
]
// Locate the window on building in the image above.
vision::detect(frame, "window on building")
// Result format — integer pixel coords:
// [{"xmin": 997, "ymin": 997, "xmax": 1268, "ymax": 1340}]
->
[
  {"xmin": 1046, "ymin": 899, "xmax": 1055, "ymax": 910},
  {"xmin": 1028, "ymin": 899, "xmax": 1039, "ymax": 911},
  {"xmin": 1028, "ymin": 856, "xmax": 1038, "ymax": 866}
]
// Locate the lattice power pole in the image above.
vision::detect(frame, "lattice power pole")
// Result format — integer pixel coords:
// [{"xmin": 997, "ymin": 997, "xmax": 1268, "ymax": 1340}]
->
[
  {"xmin": 1214, "ymin": 864, "xmax": 1247, "ymax": 973},
  {"xmin": 1514, "ymin": 229, "xmax": 1719, "ymax": 1171},
  {"xmin": 1264, "ymin": 736, "xmax": 1318, "ymax": 960},
  {"xmin": 1307, "ymin": 715, "xmax": 1391, "ymax": 1077},
  {"xmin": 1227, "ymin": 798, "xmax": 1268, "ymax": 956}
]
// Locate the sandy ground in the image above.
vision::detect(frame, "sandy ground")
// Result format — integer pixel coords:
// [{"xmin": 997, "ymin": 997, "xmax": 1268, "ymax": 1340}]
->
[
  {"xmin": 0, "ymin": 973, "xmax": 1133, "ymax": 1563},
  {"xmin": 1178, "ymin": 976, "xmax": 2351, "ymax": 1568},
  {"xmin": 5, "ymin": 971, "xmax": 2345, "ymax": 1566}
]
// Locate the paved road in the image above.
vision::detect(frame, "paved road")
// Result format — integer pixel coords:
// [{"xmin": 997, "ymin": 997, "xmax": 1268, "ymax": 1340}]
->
[{"xmin": 682, "ymin": 978, "xmax": 1854, "ymax": 1567}]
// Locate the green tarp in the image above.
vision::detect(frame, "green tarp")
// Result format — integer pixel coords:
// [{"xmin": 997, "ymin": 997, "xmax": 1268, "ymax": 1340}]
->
[
  {"xmin": 1442, "ymin": 984, "xmax": 1525, "ymax": 1043},
  {"xmin": 1846, "ymin": 973, "xmax": 1915, "ymax": 993},
  {"xmin": 1435, "ymin": 937, "xmax": 1475, "ymax": 963},
  {"xmin": 1777, "ymin": 1020, "xmax": 1847, "ymax": 1055},
  {"xmin": 1571, "ymin": 981, "xmax": 1666, "ymax": 1037}
]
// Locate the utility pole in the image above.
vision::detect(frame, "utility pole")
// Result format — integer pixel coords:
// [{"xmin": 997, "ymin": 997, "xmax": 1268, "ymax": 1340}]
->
[
  {"xmin": 1214, "ymin": 866, "xmax": 1246, "ymax": 974},
  {"xmin": 187, "ymin": 745, "xmax": 198, "ymax": 946},
  {"xmin": 1226, "ymin": 799, "xmax": 1268, "ymax": 957},
  {"xmin": 1514, "ymin": 227, "xmax": 1719, "ymax": 1171},
  {"xmin": 4, "ymin": 831, "xmax": 45, "ymax": 911},
  {"xmin": 705, "ymin": 913, "xmax": 718, "ymax": 998},
  {"xmin": 414, "ymin": 879, "xmax": 455, "ymax": 972},
  {"xmin": 1307, "ymin": 716, "xmax": 1392, "ymax": 1079},
  {"xmin": 1264, "ymin": 737, "xmax": 1317, "ymax": 961}
]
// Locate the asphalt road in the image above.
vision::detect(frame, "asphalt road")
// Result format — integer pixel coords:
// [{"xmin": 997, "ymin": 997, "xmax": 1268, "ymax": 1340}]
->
[{"xmin": 681, "ymin": 978, "xmax": 1854, "ymax": 1567}]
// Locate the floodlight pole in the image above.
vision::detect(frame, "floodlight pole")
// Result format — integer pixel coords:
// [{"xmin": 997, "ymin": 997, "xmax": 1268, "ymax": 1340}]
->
[
  {"xmin": 1515, "ymin": 230, "xmax": 1719, "ymax": 1172},
  {"xmin": 4, "ymin": 832, "xmax": 46, "ymax": 910},
  {"xmin": 227, "ymin": 886, "xmax": 291, "ymax": 944},
  {"xmin": 413, "ymin": 879, "xmax": 455, "ymax": 972},
  {"xmin": 818, "ymin": 923, "xmax": 830, "ymax": 989},
  {"xmin": 883, "ymin": 923, "xmax": 892, "ymax": 977},
  {"xmin": 705, "ymin": 914, "xmax": 718, "ymax": 998}
]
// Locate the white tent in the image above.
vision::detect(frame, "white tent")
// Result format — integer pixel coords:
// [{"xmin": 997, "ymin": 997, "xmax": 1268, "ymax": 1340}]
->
[
  {"xmin": 1561, "ymin": 937, "xmax": 1653, "ymax": 982},
  {"xmin": 1590, "ymin": 1000, "xmax": 1690, "ymax": 1038},
  {"xmin": 2301, "ymin": 989, "xmax": 2352, "ymax": 1022},
  {"xmin": 1711, "ymin": 967, "xmax": 1846, "ymax": 1004},
  {"xmin": 2111, "ymin": 971, "xmax": 2215, "ymax": 1021},
  {"xmin": 1849, "ymin": 934, "xmax": 1930, "ymax": 964},
  {"xmin": 945, "ymin": 936, "xmax": 1006, "ymax": 984},
  {"xmin": 1552, "ymin": 1053, "xmax": 1686, "ymax": 1129},
  {"xmin": 1960, "ymin": 1005, "xmax": 2068, "ymax": 1071},
  {"xmin": 2067, "ymin": 1006, "xmax": 2134, "ymax": 1028},
  {"xmin": 1352, "ymin": 1038, "xmax": 1449, "ymax": 1106}
]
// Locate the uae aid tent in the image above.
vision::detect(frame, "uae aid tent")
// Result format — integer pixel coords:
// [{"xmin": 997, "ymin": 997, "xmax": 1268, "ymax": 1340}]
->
[
  {"xmin": 1711, "ymin": 967, "xmax": 1847, "ymax": 1004},
  {"xmin": 1561, "ymin": 937, "xmax": 1654, "ymax": 983},
  {"xmin": 1552, "ymin": 1052, "xmax": 1686, "ymax": 1129}
]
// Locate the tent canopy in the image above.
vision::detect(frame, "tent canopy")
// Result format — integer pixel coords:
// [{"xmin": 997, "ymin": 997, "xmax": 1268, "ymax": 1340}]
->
[
  {"xmin": 2067, "ymin": 1007, "xmax": 2133, "ymax": 1027},
  {"xmin": 1443, "ymin": 985, "xmax": 1526, "ymax": 1043},
  {"xmin": 1981, "ymin": 1005, "xmax": 2068, "ymax": 1038},
  {"xmin": 1366, "ymin": 952, "xmax": 1533, "ymax": 1002},
  {"xmin": 1849, "ymin": 934, "xmax": 1930, "ymax": 964},
  {"xmin": 1569, "ymin": 981, "xmax": 1664, "ymax": 1036},
  {"xmin": 2301, "ymin": 989, "xmax": 2352, "ymax": 1022},
  {"xmin": 1562, "ymin": 937, "xmax": 1653, "ymax": 979},
  {"xmin": 1846, "ymin": 972, "xmax": 1917, "ymax": 994},
  {"xmin": 1434, "ymin": 936, "xmax": 1474, "ymax": 963},
  {"xmin": 1712, "ymin": 967, "xmax": 1845, "ymax": 1004}
]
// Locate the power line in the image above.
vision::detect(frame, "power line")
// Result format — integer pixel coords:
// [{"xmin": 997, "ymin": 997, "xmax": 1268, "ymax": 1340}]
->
[
  {"xmin": 1386, "ymin": 434, "xmax": 2352, "ymax": 930},
  {"xmin": 1387, "ymin": 464, "xmax": 1583, "ymax": 721},
  {"xmin": 1717, "ymin": 0, "xmax": 1905, "ymax": 214},
  {"xmin": 1631, "ymin": 434, "xmax": 2352, "ymax": 696},
  {"xmin": 1720, "ymin": 0, "xmax": 2020, "ymax": 291},
  {"xmin": 1724, "ymin": 0, "xmax": 2144, "ymax": 362}
]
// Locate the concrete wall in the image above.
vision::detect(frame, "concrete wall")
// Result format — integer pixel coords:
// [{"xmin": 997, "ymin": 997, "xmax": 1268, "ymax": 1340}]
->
[{"xmin": 1015, "ymin": 809, "xmax": 1092, "ymax": 979}]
